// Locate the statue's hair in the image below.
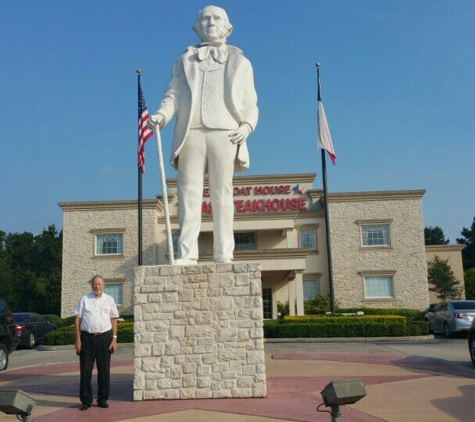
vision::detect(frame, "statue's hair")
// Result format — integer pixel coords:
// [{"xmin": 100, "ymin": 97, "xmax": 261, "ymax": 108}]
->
[{"xmin": 192, "ymin": 5, "xmax": 233, "ymax": 40}]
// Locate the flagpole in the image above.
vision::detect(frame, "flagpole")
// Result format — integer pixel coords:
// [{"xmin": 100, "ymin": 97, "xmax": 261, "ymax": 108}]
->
[
  {"xmin": 316, "ymin": 63, "xmax": 335, "ymax": 314},
  {"xmin": 137, "ymin": 70, "xmax": 143, "ymax": 266}
]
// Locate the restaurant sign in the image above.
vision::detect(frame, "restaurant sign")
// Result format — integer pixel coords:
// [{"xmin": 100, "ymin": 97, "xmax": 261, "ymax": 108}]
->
[{"xmin": 201, "ymin": 184, "xmax": 307, "ymax": 214}]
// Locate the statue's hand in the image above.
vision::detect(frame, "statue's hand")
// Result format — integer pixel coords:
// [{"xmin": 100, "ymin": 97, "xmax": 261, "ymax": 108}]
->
[
  {"xmin": 229, "ymin": 124, "xmax": 251, "ymax": 146},
  {"xmin": 147, "ymin": 114, "xmax": 163, "ymax": 130}
]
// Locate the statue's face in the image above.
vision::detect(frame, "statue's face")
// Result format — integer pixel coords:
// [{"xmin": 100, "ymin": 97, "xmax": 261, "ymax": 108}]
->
[{"xmin": 196, "ymin": 6, "xmax": 229, "ymax": 43}]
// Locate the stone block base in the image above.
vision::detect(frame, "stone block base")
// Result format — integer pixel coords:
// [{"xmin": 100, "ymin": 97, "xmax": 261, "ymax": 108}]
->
[{"xmin": 133, "ymin": 262, "xmax": 267, "ymax": 401}]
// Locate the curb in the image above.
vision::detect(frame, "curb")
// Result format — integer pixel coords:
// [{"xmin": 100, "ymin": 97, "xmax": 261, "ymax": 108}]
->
[{"xmin": 38, "ymin": 337, "xmax": 434, "ymax": 351}]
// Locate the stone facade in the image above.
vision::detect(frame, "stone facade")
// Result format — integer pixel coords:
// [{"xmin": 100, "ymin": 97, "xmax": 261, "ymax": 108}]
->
[
  {"xmin": 59, "ymin": 200, "xmax": 160, "ymax": 317},
  {"xmin": 133, "ymin": 263, "xmax": 266, "ymax": 400},
  {"xmin": 328, "ymin": 190, "xmax": 429, "ymax": 310},
  {"xmin": 59, "ymin": 174, "xmax": 454, "ymax": 317}
]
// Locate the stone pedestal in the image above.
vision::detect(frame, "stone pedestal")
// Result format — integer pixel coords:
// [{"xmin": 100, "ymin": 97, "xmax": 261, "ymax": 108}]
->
[{"xmin": 133, "ymin": 263, "xmax": 266, "ymax": 401}]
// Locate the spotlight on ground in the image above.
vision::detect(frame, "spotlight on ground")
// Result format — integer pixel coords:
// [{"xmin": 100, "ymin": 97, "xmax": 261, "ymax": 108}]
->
[
  {"xmin": 0, "ymin": 389, "xmax": 36, "ymax": 422},
  {"xmin": 317, "ymin": 379, "xmax": 367, "ymax": 421}
]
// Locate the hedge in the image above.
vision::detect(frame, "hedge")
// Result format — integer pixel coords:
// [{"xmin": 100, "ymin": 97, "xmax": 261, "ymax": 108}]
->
[
  {"xmin": 336, "ymin": 308, "xmax": 426, "ymax": 322},
  {"xmin": 283, "ymin": 315, "xmax": 407, "ymax": 324},
  {"xmin": 264, "ymin": 319, "xmax": 429, "ymax": 338},
  {"xmin": 43, "ymin": 312, "xmax": 430, "ymax": 345},
  {"xmin": 44, "ymin": 323, "xmax": 134, "ymax": 345}
]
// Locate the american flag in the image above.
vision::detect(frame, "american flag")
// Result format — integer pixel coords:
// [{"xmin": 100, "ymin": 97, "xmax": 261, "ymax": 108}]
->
[
  {"xmin": 317, "ymin": 72, "xmax": 336, "ymax": 165},
  {"xmin": 138, "ymin": 78, "xmax": 153, "ymax": 173}
]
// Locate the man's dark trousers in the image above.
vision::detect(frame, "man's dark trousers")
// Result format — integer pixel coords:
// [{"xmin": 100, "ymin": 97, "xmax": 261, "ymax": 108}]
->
[{"xmin": 79, "ymin": 331, "xmax": 111, "ymax": 405}]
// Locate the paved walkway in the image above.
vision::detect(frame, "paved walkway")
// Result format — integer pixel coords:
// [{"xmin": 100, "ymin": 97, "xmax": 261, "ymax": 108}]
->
[{"xmin": 1, "ymin": 344, "xmax": 475, "ymax": 421}]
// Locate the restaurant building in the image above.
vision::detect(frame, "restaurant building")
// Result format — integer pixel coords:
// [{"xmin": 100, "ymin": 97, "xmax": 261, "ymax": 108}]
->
[{"xmin": 59, "ymin": 172, "xmax": 457, "ymax": 318}]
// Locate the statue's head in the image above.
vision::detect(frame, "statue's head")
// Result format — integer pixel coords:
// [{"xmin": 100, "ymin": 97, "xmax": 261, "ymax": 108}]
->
[{"xmin": 192, "ymin": 5, "xmax": 233, "ymax": 43}]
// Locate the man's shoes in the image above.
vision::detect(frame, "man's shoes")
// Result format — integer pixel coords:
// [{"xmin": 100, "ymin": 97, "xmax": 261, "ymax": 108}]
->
[
  {"xmin": 97, "ymin": 401, "xmax": 109, "ymax": 408},
  {"xmin": 215, "ymin": 258, "xmax": 232, "ymax": 264},
  {"xmin": 80, "ymin": 404, "xmax": 91, "ymax": 411}
]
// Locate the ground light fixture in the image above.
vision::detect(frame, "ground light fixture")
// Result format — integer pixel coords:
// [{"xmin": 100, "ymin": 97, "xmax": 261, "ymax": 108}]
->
[
  {"xmin": 317, "ymin": 379, "xmax": 367, "ymax": 421},
  {"xmin": 0, "ymin": 389, "xmax": 36, "ymax": 422}
]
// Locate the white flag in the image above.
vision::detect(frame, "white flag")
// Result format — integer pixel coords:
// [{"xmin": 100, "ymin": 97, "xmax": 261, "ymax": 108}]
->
[{"xmin": 317, "ymin": 76, "xmax": 336, "ymax": 165}]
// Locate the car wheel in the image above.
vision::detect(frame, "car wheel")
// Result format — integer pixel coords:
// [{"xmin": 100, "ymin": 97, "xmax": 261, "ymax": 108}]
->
[
  {"xmin": 0, "ymin": 343, "xmax": 8, "ymax": 371},
  {"xmin": 27, "ymin": 332, "xmax": 36, "ymax": 349},
  {"xmin": 444, "ymin": 322, "xmax": 451, "ymax": 338}
]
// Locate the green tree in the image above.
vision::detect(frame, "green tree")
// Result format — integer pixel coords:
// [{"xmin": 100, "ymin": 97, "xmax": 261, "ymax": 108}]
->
[
  {"xmin": 0, "ymin": 225, "xmax": 62, "ymax": 314},
  {"xmin": 464, "ymin": 268, "xmax": 475, "ymax": 300},
  {"xmin": 457, "ymin": 217, "xmax": 475, "ymax": 270},
  {"xmin": 427, "ymin": 255, "xmax": 463, "ymax": 300},
  {"xmin": 0, "ymin": 231, "xmax": 17, "ymax": 306},
  {"xmin": 424, "ymin": 226, "xmax": 450, "ymax": 245},
  {"xmin": 4, "ymin": 231, "xmax": 35, "ymax": 271},
  {"xmin": 33, "ymin": 226, "xmax": 62, "ymax": 314}
]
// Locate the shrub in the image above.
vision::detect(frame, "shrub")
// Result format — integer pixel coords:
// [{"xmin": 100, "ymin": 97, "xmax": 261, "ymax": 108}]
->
[
  {"xmin": 120, "ymin": 314, "xmax": 135, "ymax": 322},
  {"xmin": 43, "ymin": 320, "xmax": 135, "ymax": 345},
  {"xmin": 263, "ymin": 315, "xmax": 429, "ymax": 338},
  {"xmin": 44, "ymin": 315, "xmax": 75, "ymax": 329},
  {"xmin": 44, "ymin": 328, "xmax": 76, "ymax": 345},
  {"xmin": 277, "ymin": 301, "xmax": 289, "ymax": 318},
  {"xmin": 304, "ymin": 295, "xmax": 337, "ymax": 315},
  {"xmin": 337, "ymin": 308, "xmax": 426, "ymax": 322}
]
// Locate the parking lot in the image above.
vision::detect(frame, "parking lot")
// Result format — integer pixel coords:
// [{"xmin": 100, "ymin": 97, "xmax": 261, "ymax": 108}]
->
[
  {"xmin": 267, "ymin": 335, "xmax": 475, "ymax": 372},
  {"xmin": 3, "ymin": 335, "xmax": 475, "ymax": 422},
  {"xmin": 7, "ymin": 335, "xmax": 475, "ymax": 373}
]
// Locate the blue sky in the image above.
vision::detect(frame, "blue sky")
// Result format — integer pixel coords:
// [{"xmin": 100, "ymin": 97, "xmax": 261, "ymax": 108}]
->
[{"xmin": 1, "ymin": 0, "xmax": 474, "ymax": 243}]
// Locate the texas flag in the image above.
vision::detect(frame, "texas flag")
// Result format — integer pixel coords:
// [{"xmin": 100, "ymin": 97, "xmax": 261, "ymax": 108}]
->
[{"xmin": 317, "ymin": 72, "xmax": 336, "ymax": 165}]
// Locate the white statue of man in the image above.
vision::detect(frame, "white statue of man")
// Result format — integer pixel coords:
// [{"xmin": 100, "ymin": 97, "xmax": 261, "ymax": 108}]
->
[{"xmin": 147, "ymin": 5, "xmax": 258, "ymax": 265}]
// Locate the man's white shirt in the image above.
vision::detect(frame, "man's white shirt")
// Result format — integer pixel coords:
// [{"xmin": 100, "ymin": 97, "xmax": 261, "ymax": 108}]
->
[{"xmin": 73, "ymin": 292, "xmax": 119, "ymax": 334}]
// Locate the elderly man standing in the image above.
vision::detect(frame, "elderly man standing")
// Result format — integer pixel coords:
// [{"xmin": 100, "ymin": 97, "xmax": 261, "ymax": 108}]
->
[
  {"xmin": 148, "ymin": 5, "xmax": 258, "ymax": 265},
  {"xmin": 73, "ymin": 275, "xmax": 119, "ymax": 411}
]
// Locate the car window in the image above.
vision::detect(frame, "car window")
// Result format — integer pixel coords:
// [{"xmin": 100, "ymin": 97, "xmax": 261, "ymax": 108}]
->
[
  {"xmin": 13, "ymin": 314, "xmax": 27, "ymax": 324},
  {"xmin": 452, "ymin": 301, "xmax": 475, "ymax": 310},
  {"xmin": 433, "ymin": 303, "xmax": 447, "ymax": 312}
]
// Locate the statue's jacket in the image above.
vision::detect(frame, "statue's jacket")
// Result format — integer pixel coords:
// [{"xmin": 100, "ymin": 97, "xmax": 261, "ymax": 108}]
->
[{"xmin": 157, "ymin": 45, "xmax": 259, "ymax": 172}]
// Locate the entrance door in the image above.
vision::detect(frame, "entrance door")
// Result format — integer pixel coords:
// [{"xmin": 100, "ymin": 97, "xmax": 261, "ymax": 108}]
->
[{"xmin": 262, "ymin": 288, "xmax": 272, "ymax": 319}]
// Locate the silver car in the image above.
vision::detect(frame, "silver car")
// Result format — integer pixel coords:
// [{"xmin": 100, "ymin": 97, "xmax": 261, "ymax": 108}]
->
[{"xmin": 425, "ymin": 300, "xmax": 475, "ymax": 338}]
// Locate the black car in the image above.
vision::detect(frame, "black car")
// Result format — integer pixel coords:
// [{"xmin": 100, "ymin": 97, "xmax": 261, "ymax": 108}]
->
[
  {"xmin": 0, "ymin": 300, "xmax": 18, "ymax": 371},
  {"xmin": 13, "ymin": 312, "xmax": 55, "ymax": 349},
  {"xmin": 468, "ymin": 319, "xmax": 475, "ymax": 367}
]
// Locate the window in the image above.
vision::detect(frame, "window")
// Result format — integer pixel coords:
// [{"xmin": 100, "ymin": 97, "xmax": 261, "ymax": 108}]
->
[
  {"xmin": 262, "ymin": 288, "xmax": 272, "ymax": 319},
  {"xmin": 303, "ymin": 278, "xmax": 319, "ymax": 300},
  {"xmin": 172, "ymin": 232, "xmax": 180, "ymax": 254},
  {"xmin": 299, "ymin": 229, "xmax": 317, "ymax": 250},
  {"xmin": 95, "ymin": 233, "xmax": 123, "ymax": 255},
  {"xmin": 364, "ymin": 276, "xmax": 394, "ymax": 298},
  {"xmin": 361, "ymin": 225, "xmax": 390, "ymax": 247},
  {"xmin": 234, "ymin": 232, "xmax": 256, "ymax": 250},
  {"xmin": 104, "ymin": 283, "xmax": 123, "ymax": 305}
]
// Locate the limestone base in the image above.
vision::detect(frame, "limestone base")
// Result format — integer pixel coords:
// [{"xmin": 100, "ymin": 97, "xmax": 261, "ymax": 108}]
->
[{"xmin": 133, "ymin": 262, "xmax": 267, "ymax": 401}]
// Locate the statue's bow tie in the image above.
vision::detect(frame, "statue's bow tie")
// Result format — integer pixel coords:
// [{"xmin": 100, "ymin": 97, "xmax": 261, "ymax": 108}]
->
[{"xmin": 196, "ymin": 44, "xmax": 228, "ymax": 64}]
